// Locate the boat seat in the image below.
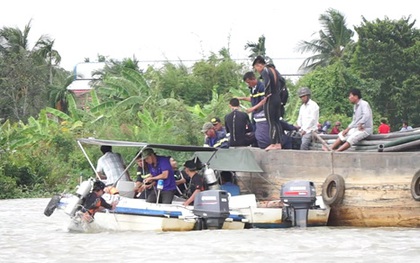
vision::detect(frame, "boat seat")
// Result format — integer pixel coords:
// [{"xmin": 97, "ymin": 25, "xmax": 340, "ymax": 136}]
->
[{"xmin": 116, "ymin": 181, "xmax": 135, "ymax": 198}]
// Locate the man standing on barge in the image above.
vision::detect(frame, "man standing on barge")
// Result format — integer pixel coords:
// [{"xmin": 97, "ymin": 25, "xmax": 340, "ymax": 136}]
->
[{"xmin": 328, "ymin": 88, "xmax": 373, "ymax": 152}]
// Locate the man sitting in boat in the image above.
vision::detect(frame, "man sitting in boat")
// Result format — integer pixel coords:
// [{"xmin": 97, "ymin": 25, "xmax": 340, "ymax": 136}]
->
[
  {"xmin": 96, "ymin": 145, "xmax": 131, "ymax": 185},
  {"xmin": 171, "ymin": 157, "xmax": 190, "ymax": 197},
  {"xmin": 220, "ymin": 171, "xmax": 240, "ymax": 196},
  {"xmin": 182, "ymin": 160, "xmax": 206, "ymax": 206},
  {"xmin": 142, "ymin": 148, "xmax": 177, "ymax": 204},
  {"xmin": 81, "ymin": 180, "xmax": 117, "ymax": 222},
  {"xmin": 134, "ymin": 151, "xmax": 154, "ymax": 199}
]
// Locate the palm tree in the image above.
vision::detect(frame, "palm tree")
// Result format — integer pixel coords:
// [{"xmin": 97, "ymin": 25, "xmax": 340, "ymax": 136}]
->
[
  {"xmin": 0, "ymin": 21, "xmax": 31, "ymax": 54},
  {"xmin": 244, "ymin": 35, "xmax": 272, "ymax": 63},
  {"xmin": 297, "ymin": 9, "xmax": 354, "ymax": 72},
  {"xmin": 34, "ymin": 38, "xmax": 61, "ymax": 84},
  {"xmin": 48, "ymin": 75, "xmax": 75, "ymax": 113},
  {"xmin": 0, "ymin": 20, "xmax": 54, "ymax": 121}
]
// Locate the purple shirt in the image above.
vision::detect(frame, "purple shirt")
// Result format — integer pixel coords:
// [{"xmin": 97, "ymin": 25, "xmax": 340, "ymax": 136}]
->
[{"xmin": 147, "ymin": 156, "xmax": 176, "ymax": 191}]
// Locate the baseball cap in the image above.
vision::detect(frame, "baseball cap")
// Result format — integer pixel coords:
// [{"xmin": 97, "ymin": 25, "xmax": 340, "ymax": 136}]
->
[
  {"xmin": 183, "ymin": 160, "xmax": 197, "ymax": 171},
  {"xmin": 211, "ymin": 117, "xmax": 221, "ymax": 125},
  {"xmin": 201, "ymin": 122, "xmax": 214, "ymax": 133}
]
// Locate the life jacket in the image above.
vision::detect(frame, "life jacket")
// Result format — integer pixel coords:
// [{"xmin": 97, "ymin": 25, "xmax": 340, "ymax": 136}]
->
[{"xmin": 87, "ymin": 197, "xmax": 103, "ymax": 216}]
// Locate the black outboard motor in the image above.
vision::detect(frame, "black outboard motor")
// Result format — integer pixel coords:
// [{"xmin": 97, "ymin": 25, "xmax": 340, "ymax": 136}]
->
[
  {"xmin": 193, "ymin": 190, "xmax": 230, "ymax": 230},
  {"xmin": 280, "ymin": 180, "xmax": 316, "ymax": 227}
]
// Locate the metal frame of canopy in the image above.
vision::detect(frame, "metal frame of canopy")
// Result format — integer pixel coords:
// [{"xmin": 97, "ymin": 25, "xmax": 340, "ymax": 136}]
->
[{"xmin": 76, "ymin": 138, "xmax": 218, "ymax": 185}]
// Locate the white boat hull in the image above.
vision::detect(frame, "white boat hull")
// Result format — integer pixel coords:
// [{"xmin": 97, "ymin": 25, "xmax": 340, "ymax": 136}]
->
[{"xmin": 53, "ymin": 191, "xmax": 329, "ymax": 232}]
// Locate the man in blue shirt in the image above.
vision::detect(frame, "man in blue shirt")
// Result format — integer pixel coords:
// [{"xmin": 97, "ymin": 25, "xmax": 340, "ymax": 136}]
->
[
  {"xmin": 142, "ymin": 148, "xmax": 177, "ymax": 204},
  {"xmin": 202, "ymin": 122, "xmax": 229, "ymax": 148},
  {"xmin": 220, "ymin": 171, "xmax": 240, "ymax": 196}
]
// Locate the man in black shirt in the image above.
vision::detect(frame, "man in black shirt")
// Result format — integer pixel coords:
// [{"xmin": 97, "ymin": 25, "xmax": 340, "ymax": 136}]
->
[
  {"xmin": 182, "ymin": 160, "xmax": 205, "ymax": 206},
  {"xmin": 82, "ymin": 180, "xmax": 116, "ymax": 221},
  {"xmin": 224, "ymin": 98, "xmax": 255, "ymax": 147}
]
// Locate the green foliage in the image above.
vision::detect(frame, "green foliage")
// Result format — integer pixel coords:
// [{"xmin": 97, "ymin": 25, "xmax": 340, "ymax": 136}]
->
[
  {"xmin": 296, "ymin": 61, "xmax": 380, "ymax": 125},
  {"xmin": 2, "ymin": 12, "xmax": 420, "ymax": 199},
  {"xmin": 297, "ymin": 8, "xmax": 354, "ymax": 72},
  {"xmin": 351, "ymin": 16, "xmax": 420, "ymax": 128}
]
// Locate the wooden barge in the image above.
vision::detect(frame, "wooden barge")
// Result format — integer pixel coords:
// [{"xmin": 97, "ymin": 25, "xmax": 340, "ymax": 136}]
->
[{"xmin": 236, "ymin": 148, "xmax": 420, "ymax": 228}]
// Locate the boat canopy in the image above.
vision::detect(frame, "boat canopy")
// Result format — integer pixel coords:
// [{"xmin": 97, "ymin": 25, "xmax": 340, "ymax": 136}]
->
[
  {"xmin": 77, "ymin": 138, "xmax": 217, "ymax": 152},
  {"xmin": 194, "ymin": 148, "xmax": 264, "ymax": 173}
]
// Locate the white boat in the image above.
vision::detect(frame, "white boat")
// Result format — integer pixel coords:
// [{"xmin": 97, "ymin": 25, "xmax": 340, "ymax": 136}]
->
[{"xmin": 44, "ymin": 138, "xmax": 330, "ymax": 232}]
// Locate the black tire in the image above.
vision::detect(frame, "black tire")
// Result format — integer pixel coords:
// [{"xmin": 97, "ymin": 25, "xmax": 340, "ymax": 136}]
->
[
  {"xmin": 44, "ymin": 194, "xmax": 61, "ymax": 217},
  {"xmin": 411, "ymin": 173, "xmax": 420, "ymax": 201},
  {"xmin": 322, "ymin": 174, "xmax": 345, "ymax": 206}
]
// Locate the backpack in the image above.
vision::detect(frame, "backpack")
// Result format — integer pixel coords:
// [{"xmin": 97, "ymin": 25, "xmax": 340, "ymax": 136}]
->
[
  {"xmin": 279, "ymin": 76, "xmax": 289, "ymax": 106},
  {"xmin": 268, "ymin": 66, "xmax": 289, "ymax": 106}
]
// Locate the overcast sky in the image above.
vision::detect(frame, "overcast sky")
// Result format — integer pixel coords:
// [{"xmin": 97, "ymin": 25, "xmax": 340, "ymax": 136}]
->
[{"xmin": 1, "ymin": 0, "xmax": 419, "ymax": 74}]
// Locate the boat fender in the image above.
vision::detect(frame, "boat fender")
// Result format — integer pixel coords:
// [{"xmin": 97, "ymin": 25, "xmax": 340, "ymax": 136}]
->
[
  {"xmin": 44, "ymin": 194, "xmax": 61, "ymax": 217},
  {"xmin": 410, "ymin": 172, "xmax": 420, "ymax": 201},
  {"xmin": 322, "ymin": 174, "xmax": 345, "ymax": 206}
]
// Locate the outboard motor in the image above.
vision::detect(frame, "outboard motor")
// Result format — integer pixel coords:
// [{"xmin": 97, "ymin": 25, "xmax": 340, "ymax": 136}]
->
[
  {"xmin": 203, "ymin": 165, "xmax": 220, "ymax": 190},
  {"xmin": 193, "ymin": 190, "xmax": 230, "ymax": 230},
  {"xmin": 64, "ymin": 179, "xmax": 94, "ymax": 216},
  {"xmin": 280, "ymin": 180, "xmax": 316, "ymax": 227}
]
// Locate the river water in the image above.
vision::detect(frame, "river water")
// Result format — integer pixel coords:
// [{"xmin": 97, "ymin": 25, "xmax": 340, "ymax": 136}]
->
[{"xmin": 1, "ymin": 198, "xmax": 419, "ymax": 262}]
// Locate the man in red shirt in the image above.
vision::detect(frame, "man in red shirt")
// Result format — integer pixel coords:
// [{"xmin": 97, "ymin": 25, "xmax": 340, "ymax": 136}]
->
[
  {"xmin": 330, "ymin": 121, "xmax": 341, "ymax": 134},
  {"xmin": 378, "ymin": 119, "xmax": 391, "ymax": 134}
]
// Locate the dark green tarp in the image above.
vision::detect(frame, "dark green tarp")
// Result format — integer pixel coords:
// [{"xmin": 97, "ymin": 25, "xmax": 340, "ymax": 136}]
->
[{"xmin": 194, "ymin": 148, "xmax": 263, "ymax": 173}]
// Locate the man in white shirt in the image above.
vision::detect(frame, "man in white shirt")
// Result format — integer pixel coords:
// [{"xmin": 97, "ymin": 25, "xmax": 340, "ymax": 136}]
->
[
  {"xmin": 96, "ymin": 145, "xmax": 130, "ymax": 185},
  {"xmin": 295, "ymin": 87, "xmax": 319, "ymax": 150}
]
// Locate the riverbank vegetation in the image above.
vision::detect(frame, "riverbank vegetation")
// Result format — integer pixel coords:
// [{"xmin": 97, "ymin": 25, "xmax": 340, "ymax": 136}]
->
[{"xmin": 1, "ymin": 10, "xmax": 419, "ymax": 198}]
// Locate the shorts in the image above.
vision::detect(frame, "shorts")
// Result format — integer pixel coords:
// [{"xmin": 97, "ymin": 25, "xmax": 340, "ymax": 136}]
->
[{"xmin": 338, "ymin": 128, "xmax": 370, "ymax": 146}]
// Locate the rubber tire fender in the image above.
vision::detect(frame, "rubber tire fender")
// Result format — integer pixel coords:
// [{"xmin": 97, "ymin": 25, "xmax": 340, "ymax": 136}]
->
[
  {"xmin": 411, "ymin": 173, "xmax": 420, "ymax": 201},
  {"xmin": 322, "ymin": 174, "xmax": 345, "ymax": 206},
  {"xmin": 44, "ymin": 194, "xmax": 61, "ymax": 217}
]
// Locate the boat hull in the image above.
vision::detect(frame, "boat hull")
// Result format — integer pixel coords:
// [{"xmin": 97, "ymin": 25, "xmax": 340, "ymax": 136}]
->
[
  {"xmin": 229, "ymin": 194, "xmax": 330, "ymax": 228},
  {"xmin": 238, "ymin": 149, "xmax": 420, "ymax": 228}
]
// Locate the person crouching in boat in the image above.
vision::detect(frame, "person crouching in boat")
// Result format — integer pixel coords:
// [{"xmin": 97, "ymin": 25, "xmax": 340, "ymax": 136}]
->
[
  {"xmin": 182, "ymin": 160, "xmax": 206, "ymax": 206},
  {"xmin": 81, "ymin": 180, "xmax": 117, "ymax": 222},
  {"xmin": 142, "ymin": 148, "xmax": 177, "ymax": 204}
]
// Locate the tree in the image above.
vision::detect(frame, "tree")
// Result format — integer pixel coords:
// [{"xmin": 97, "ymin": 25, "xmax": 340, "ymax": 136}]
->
[
  {"xmin": 34, "ymin": 38, "xmax": 61, "ymax": 84},
  {"xmin": 245, "ymin": 35, "xmax": 272, "ymax": 63},
  {"xmin": 297, "ymin": 8, "xmax": 354, "ymax": 72},
  {"xmin": 48, "ymin": 74, "xmax": 75, "ymax": 113},
  {"xmin": 351, "ymin": 16, "xmax": 420, "ymax": 128},
  {"xmin": 0, "ymin": 20, "xmax": 51, "ymax": 121}
]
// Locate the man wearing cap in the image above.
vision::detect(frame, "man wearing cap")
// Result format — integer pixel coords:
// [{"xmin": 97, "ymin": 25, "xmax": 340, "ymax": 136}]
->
[
  {"xmin": 134, "ymin": 151, "xmax": 154, "ymax": 199},
  {"xmin": 182, "ymin": 160, "xmax": 206, "ymax": 206},
  {"xmin": 295, "ymin": 87, "xmax": 319, "ymax": 150},
  {"xmin": 142, "ymin": 148, "xmax": 177, "ymax": 204},
  {"xmin": 202, "ymin": 122, "xmax": 229, "ymax": 148},
  {"xmin": 211, "ymin": 117, "xmax": 225, "ymax": 133}
]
